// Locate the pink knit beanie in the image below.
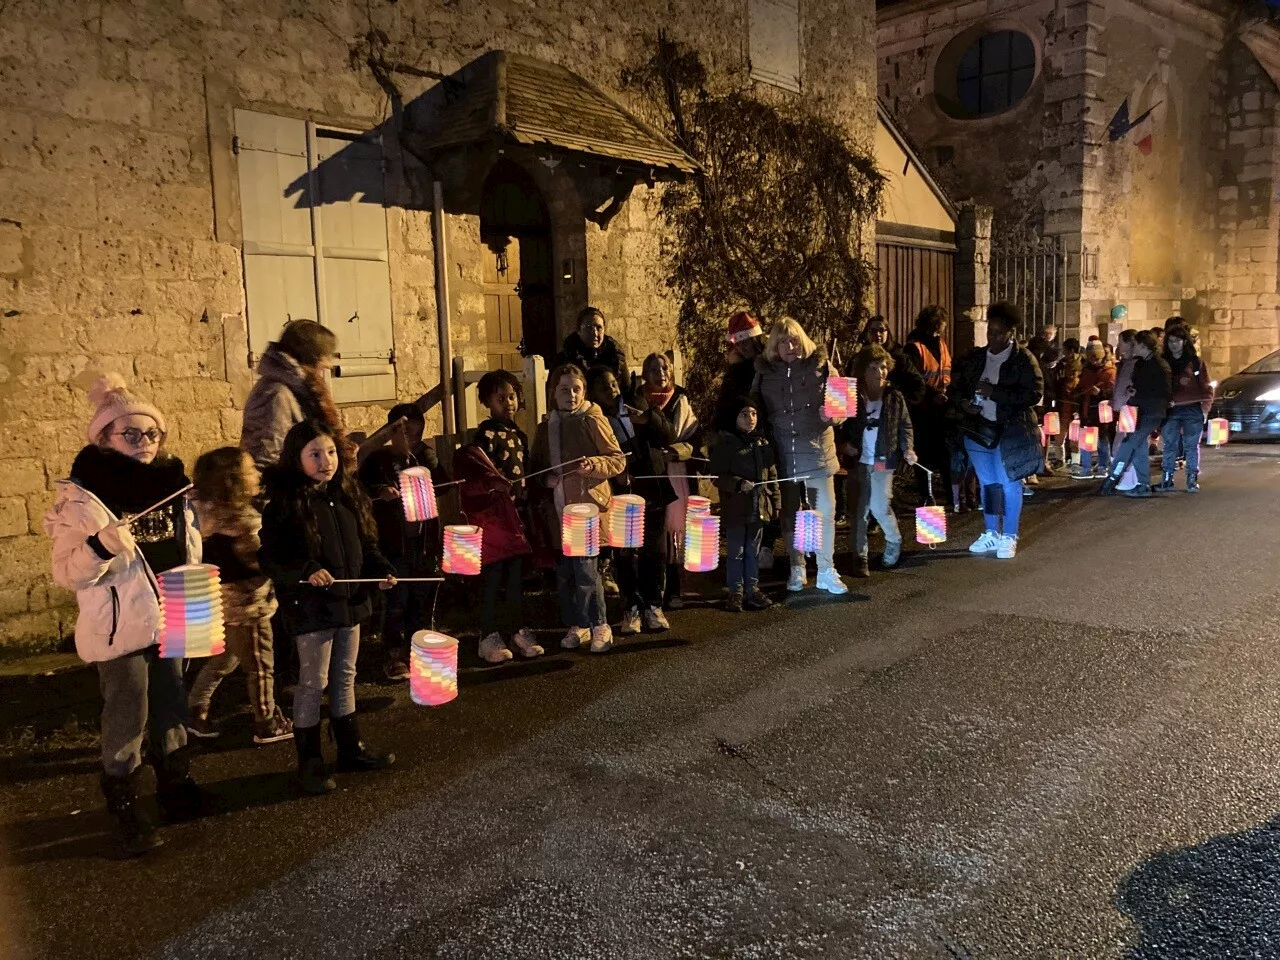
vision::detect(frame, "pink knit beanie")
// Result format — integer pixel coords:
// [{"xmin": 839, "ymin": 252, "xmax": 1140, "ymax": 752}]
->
[{"xmin": 86, "ymin": 373, "xmax": 167, "ymax": 443}]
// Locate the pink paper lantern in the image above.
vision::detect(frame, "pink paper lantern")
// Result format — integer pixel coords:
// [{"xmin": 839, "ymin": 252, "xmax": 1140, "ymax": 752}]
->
[
  {"xmin": 409, "ymin": 630, "xmax": 458, "ymax": 706},
  {"xmin": 1080, "ymin": 426, "xmax": 1099, "ymax": 453},
  {"xmin": 1098, "ymin": 401, "xmax": 1114, "ymax": 424},
  {"xmin": 1068, "ymin": 416, "xmax": 1080, "ymax": 442},
  {"xmin": 1206, "ymin": 417, "xmax": 1229, "ymax": 446},
  {"xmin": 442, "ymin": 524, "xmax": 483, "ymax": 575},
  {"xmin": 399, "ymin": 466, "xmax": 437, "ymax": 521},
  {"xmin": 685, "ymin": 496, "xmax": 711, "ymax": 519},
  {"xmin": 1042, "ymin": 412, "xmax": 1060, "ymax": 435},
  {"xmin": 822, "ymin": 376, "xmax": 857, "ymax": 420},
  {"xmin": 915, "ymin": 505, "xmax": 947, "ymax": 545},
  {"xmin": 158, "ymin": 564, "xmax": 225, "ymax": 659},
  {"xmin": 561, "ymin": 503, "xmax": 601, "ymax": 557},
  {"xmin": 792, "ymin": 509, "xmax": 822, "ymax": 555},
  {"xmin": 604, "ymin": 494, "xmax": 645, "ymax": 549},
  {"xmin": 1117, "ymin": 405, "xmax": 1138, "ymax": 433},
  {"xmin": 683, "ymin": 514, "xmax": 720, "ymax": 572}
]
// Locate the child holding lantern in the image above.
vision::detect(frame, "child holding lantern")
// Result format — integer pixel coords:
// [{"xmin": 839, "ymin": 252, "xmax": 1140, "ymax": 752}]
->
[
  {"xmin": 840, "ymin": 346, "xmax": 917, "ymax": 578},
  {"xmin": 45, "ymin": 374, "xmax": 206, "ymax": 857},
  {"xmin": 1072, "ymin": 340, "xmax": 1116, "ymax": 479},
  {"xmin": 185, "ymin": 447, "xmax": 293, "ymax": 745},
  {"xmin": 260, "ymin": 419, "xmax": 398, "ymax": 796},
  {"xmin": 531, "ymin": 364, "xmax": 626, "ymax": 654},
  {"xmin": 711, "ymin": 397, "xmax": 779, "ymax": 612}
]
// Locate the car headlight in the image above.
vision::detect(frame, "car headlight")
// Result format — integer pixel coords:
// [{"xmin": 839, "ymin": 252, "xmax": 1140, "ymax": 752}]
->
[{"xmin": 1258, "ymin": 386, "xmax": 1280, "ymax": 402}]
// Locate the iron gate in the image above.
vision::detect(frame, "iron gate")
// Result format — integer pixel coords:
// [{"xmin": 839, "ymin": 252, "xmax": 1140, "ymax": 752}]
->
[{"xmin": 989, "ymin": 237, "xmax": 1099, "ymax": 339}]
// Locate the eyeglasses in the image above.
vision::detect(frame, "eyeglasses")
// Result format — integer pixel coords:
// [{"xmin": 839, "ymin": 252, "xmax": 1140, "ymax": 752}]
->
[{"xmin": 113, "ymin": 428, "xmax": 165, "ymax": 446}]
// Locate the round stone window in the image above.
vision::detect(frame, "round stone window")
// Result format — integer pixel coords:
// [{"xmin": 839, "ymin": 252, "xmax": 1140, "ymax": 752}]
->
[{"xmin": 938, "ymin": 30, "xmax": 1036, "ymax": 119}]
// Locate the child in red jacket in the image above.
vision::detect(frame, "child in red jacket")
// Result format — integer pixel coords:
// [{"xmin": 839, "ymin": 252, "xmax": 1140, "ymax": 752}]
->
[{"xmin": 456, "ymin": 371, "xmax": 541, "ymax": 663}]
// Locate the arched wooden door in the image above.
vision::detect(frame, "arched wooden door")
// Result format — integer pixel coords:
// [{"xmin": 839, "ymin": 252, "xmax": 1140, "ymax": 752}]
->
[{"xmin": 479, "ymin": 161, "xmax": 556, "ymax": 372}]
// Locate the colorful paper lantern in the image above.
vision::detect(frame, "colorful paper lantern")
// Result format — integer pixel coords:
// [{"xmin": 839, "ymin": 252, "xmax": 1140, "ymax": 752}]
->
[
  {"xmin": 158, "ymin": 564, "xmax": 225, "ymax": 659},
  {"xmin": 1042, "ymin": 411, "xmax": 1060, "ymax": 435},
  {"xmin": 1098, "ymin": 401, "xmax": 1113, "ymax": 424},
  {"xmin": 792, "ymin": 509, "xmax": 822, "ymax": 556},
  {"xmin": 561, "ymin": 503, "xmax": 601, "ymax": 557},
  {"xmin": 822, "ymin": 376, "xmax": 858, "ymax": 420},
  {"xmin": 1068, "ymin": 416, "xmax": 1080, "ymax": 442},
  {"xmin": 1080, "ymin": 425, "xmax": 1099, "ymax": 453},
  {"xmin": 683, "ymin": 514, "xmax": 720, "ymax": 572},
  {"xmin": 409, "ymin": 630, "xmax": 458, "ymax": 706},
  {"xmin": 1117, "ymin": 405, "xmax": 1138, "ymax": 433},
  {"xmin": 442, "ymin": 524, "xmax": 483, "ymax": 575},
  {"xmin": 604, "ymin": 494, "xmax": 645, "ymax": 549},
  {"xmin": 1206, "ymin": 417, "xmax": 1230, "ymax": 446},
  {"xmin": 915, "ymin": 505, "xmax": 947, "ymax": 545},
  {"xmin": 399, "ymin": 466, "xmax": 437, "ymax": 522},
  {"xmin": 685, "ymin": 496, "xmax": 711, "ymax": 519}
]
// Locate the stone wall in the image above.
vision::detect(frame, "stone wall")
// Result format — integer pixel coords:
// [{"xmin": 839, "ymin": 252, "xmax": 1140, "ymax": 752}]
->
[{"xmin": 0, "ymin": 0, "xmax": 877, "ymax": 650}]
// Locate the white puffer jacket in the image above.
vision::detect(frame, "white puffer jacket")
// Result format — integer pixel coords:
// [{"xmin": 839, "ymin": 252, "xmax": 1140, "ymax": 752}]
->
[{"xmin": 45, "ymin": 481, "xmax": 201, "ymax": 664}]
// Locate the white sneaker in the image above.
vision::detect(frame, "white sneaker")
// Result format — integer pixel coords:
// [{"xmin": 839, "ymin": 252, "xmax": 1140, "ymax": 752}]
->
[
  {"xmin": 786, "ymin": 567, "xmax": 806, "ymax": 592},
  {"xmin": 996, "ymin": 535, "xmax": 1018, "ymax": 559},
  {"xmin": 815, "ymin": 569, "xmax": 849, "ymax": 595},
  {"xmin": 589, "ymin": 623, "xmax": 614, "ymax": 653},
  {"xmin": 561, "ymin": 627, "xmax": 589, "ymax": 650},
  {"xmin": 642, "ymin": 606, "xmax": 670, "ymax": 632},
  {"xmin": 511, "ymin": 628, "xmax": 544, "ymax": 658},
  {"xmin": 969, "ymin": 531, "xmax": 1000, "ymax": 554},
  {"xmin": 618, "ymin": 607, "xmax": 642, "ymax": 635},
  {"xmin": 478, "ymin": 633, "xmax": 513, "ymax": 664}
]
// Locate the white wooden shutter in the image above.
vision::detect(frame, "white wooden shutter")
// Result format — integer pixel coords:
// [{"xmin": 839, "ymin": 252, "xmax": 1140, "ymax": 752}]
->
[{"xmin": 749, "ymin": 0, "xmax": 801, "ymax": 93}]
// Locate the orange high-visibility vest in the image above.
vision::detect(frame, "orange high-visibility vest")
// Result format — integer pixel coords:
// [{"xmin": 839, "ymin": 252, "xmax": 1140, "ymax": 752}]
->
[{"xmin": 910, "ymin": 339, "xmax": 952, "ymax": 392}]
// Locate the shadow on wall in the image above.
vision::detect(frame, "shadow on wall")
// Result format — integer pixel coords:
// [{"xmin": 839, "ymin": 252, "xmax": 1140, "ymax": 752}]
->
[{"xmin": 1115, "ymin": 815, "xmax": 1280, "ymax": 958}]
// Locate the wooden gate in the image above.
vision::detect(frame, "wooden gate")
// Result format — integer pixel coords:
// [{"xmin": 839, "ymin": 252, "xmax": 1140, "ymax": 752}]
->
[{"xmin": 875, "ymin": 242, "xmax": 955, "ymax": 346}]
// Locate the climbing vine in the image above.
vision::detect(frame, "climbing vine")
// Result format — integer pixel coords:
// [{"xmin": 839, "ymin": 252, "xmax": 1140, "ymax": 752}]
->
[{"xmin": 623, "ymin": 34, "xmax": 886, "ymax": 417}]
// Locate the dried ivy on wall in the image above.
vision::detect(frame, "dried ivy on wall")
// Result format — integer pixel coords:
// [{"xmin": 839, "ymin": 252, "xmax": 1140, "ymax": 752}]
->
[{"xmin": 623, "ymin": 34, "xmax": 886, "ymax": 418}]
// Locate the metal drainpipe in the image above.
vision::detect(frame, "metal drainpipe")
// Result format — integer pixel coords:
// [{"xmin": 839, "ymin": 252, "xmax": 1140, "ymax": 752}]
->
[{"xmin": 431, "ymin": 179, "xmax": 455, "ymax": 436}]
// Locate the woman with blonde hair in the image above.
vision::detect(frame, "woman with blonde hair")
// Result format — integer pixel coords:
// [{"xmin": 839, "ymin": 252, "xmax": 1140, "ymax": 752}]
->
[{"xmin": 752, "ymin": 317, "xmax": 848, "ymax": 595}]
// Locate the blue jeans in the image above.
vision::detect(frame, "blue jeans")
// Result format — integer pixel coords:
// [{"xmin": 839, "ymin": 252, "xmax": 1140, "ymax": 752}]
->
[
  {"xmin": 557, "ymin": 555, "xmax": 607, "ymax": 629},
  {"xmin": 1109, "ymin": 412, "xmax": 1164, "ymax": 486},
  {"xmin": 1162, "ymin": 406, "xmax": 1204, "ymax": 474},
  {"xmin": 294, "ymin": 626, "xmax": 360, "ymax": 728},
  {"xmin": 1079, "ymin": 428, "xmax": 1113, "ymax": 475},
  {"xmin": 725, "ymin": 522, "xmax": 764, "ymax": 593},
  {"xmin": 963, "ymin": 437, "xmax": 1023, "ymax": 537}
]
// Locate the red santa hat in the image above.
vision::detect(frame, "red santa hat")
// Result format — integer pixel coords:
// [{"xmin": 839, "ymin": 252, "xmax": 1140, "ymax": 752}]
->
[{"xmin": 727, "ymin": 311, "xmax": 763, "ymax": 344}]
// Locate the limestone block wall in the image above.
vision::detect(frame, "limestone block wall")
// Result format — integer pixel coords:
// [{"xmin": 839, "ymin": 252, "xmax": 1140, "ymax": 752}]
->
[{"xmin": 0, "ymin": 0, "xmax": 877, "ymax": 651}]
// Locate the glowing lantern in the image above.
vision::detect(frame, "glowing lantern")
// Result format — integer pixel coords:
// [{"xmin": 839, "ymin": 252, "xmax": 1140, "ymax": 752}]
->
[
  {"xmin": 399, "ymin": 466, "xmax": 437, "ymax": 521},
  {"xmin": 442, "ymin": 524, "xmax": 483, "ymax": 575},
  {"xmin": 1042, "ymin": 412, "xmax": 1060, "ymax": 435},
  {"xmin": 1117, "ymin": 405, "xmax": 1138, "ymax": 433},
  {"xmin": 409, "ymin": 630, "xmax": 458, "ymax": 706},
  {"xmin": 1080, "ymin": 426, "xmax": 1099, "ymax": 453},
  {"xmin": 561, "ymin": 503, "xmax": 601, "ymax": 557},
  {"xmin": 792, "ymin": 509, "xmax": 822, "ymax": 556},
  {"xmin": 822, "ymin": 376, "xmax": 857, "ymax": 420},
  {"xmin": 1206, "ymin": 418, "xmax": 1229, "ymax": 446},
  {"xmin": 683, "ymin": 514, "xmax": 720, "ymax": 572},
  {"xmin": 1098, "ymin": 401, "xmax": 1114, "ymax": 424},
  {"xmin": 915, "ymin": 505, "xmax": 947, "ymax": 545},
  {"xmin": 1068, "ymin": 416, "xmax": 1080, "ymax": 442},
  {"xmin": 604, "ymin": 494, "xmax": 645, "ymax": 549},
  {"xmin": 685, "ymin": 496, "xmax": 711, "ymax": 519},
  {"xmin": 158, "ymin": 564, "xmax": 225, "ymax": 659}
]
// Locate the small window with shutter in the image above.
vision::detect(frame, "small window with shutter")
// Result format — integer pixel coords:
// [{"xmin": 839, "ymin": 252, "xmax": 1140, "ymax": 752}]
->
[
  {"xmin": 749, "ymin": 0, "xmax": 802, "ymax": 93},
  {"xmin": 235, "ymin": 110, "xmax": 396, "ymax": 404}
]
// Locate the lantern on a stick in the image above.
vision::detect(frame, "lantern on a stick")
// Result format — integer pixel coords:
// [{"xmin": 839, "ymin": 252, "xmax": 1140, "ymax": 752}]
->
[
  {"xmin": 409, "ymin": 630, "xmax": 458, "ymax": 706},
  {"xmin": 1098, "ymin": 401, "xmax": 1114, "ymax": 424},
  {"xmin": 561, "ymin": 503, "xmax": 601, "ymax": 557},
  {"xmin": 1042, "ymin": 411, "xmax": 1060, "ymax": 435},
  {"xmin": 1206, "ymin": 418, "xmax": 1230, "ymax": 446},
  {"xmin": 685, "ymin": 496, "xmax": 711, "ymax": 519},
  {"xmin": 158, "ymin": 564, "xmax": 225, "ymax": 659},
  {"xmin": 1080, "ymin": 426, "xmax": 1099, "ymax": 453},
  {"xmin": 399, "ymin": 466, "xmax": 437, "ymax": 521},
  {"xmin": 793, "ymin": 509, "xmax": 822, "ymax": 556},
  {"xmin": 442, "ymin": 525, "xmax": 483, "ymax": 575},
  {"xmin": 683, "ymin": 514, "xmax": 720, "ymax": 572},
  {"xmin": 1117, "ymin": 405, "xmax": 1138, "ymax": 433},
  {"xmin": 915, "ymin": 505, "xmax": 947, "ymax": 545},
  {"xmin": 822, "ymin": 376, "xmax": 857, "ymax": 420},
  {"xmin": 604, "ymin": 494, "xmax": 645, "ymax": 549}
]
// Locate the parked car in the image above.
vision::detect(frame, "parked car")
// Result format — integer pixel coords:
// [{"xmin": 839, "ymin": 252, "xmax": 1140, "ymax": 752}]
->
[{"xmin": 1208, "ymin": 348, "xmax": 1280, "ymax": 440}]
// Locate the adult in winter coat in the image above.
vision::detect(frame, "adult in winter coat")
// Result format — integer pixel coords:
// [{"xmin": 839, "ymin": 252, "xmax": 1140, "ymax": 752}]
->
[
  {"xmin": 241, "ymin": 319, "xmax": 343, "ymax": 472},
  {"xmin": 858, "ymin": 315, "xmax": 925, "ymax": 406},
  {"xmin": 1102, "ymin": 330, "xmax": 1172, "ymax": 498},
  {"xmin": 554, "ymin": 307, "xmax": 630, "ymax": 399},
  {"xmin": 715, "ymin": 311, "xmax": 769, "ymax": 421},
  {"xmin": 950, "ymin": 302, "xmax": 1044, "ymax": 560},
  {"xmin": 1158, "ymin": 322, "xmax": 1214, "ymax": 493},
  {"xmin": 752, "ymin": 316, "xmax": 848, "ymax": 596},
  {"xmin": 904, "ymin": 305, "xmax": 954, "ymax": 503},
  {"xmin": 45, "ymin": 374, "xmax": 205, "ymax": 857}
]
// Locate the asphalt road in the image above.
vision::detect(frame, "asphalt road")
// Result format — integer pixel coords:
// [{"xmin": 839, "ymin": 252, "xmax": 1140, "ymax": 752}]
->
[{"xmin": 3, "ymin": 446, "xmax": 1280, "ymax": 960}]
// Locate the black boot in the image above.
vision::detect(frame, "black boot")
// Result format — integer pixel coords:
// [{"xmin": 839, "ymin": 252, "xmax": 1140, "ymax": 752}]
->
[
  {"xmin": 101, "ymin": 769, "xmax": 162, "ymax": 858},
  {"xmin": 155, "ymin": 747, "xmax": 216, "ymax": 824},
  {"xmin": 294, "ymin": 724, "xmax": 336, "ymax": 795},
  {"xmin": 1187, "ymin": 469, "xmax": 1200, "ymax": 493},
  {"xmin": 1155, "ymin": 471, "xmax": 1175, "ymax": 492},
  {"xmin": 331, "ymin": 712, "xmax": 395, "ymax": 773}
]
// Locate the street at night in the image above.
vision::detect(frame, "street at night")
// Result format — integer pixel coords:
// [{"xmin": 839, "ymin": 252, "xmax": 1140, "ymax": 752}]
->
[{"xmin": 4, "ymin": 447, "xmax": 1279, "ymax": 959}]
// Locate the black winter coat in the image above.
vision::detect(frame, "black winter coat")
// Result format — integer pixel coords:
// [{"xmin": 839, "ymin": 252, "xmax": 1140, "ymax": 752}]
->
[
  {"xmin": 260, "ymin": 481, "xmax": 396, "ymax": 635},
  {"xmin": 603, "ymin": 397, "xmax": 678, "ymax": 509},
  {"xmin": 556, "ymin": 333, "xmax": 630, "ymax": 396},
  {"xmin": 950, "ymin": 345, "xmax": 1044, "ymax": 482},
  {"xmin": 1130, "ymin": 354, "xmax": 1173, "ymax": 415},
  {"xmin": 711, "ymin": 429, "xmax": 780, "ymax": 525}
]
